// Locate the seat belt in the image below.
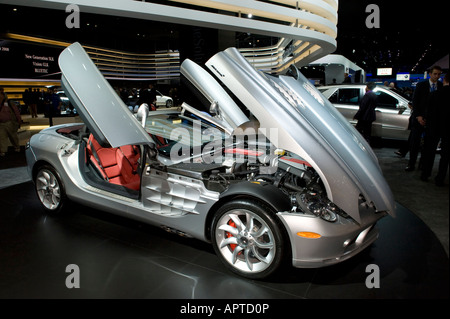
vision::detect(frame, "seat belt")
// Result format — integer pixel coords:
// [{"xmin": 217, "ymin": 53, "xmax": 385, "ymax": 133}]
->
[
  {"xmin": 118, "ymin": 146, "xmax": 138, "ymax": 175},
  {"xmin": 88, "ymin": 140, "xmax": 109, "ymax": 181}
]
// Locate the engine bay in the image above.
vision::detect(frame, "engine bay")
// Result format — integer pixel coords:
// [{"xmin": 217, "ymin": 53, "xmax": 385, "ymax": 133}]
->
[{"xmin": 170, "ymin": 146, "xmax": 353, "ymax": 223}]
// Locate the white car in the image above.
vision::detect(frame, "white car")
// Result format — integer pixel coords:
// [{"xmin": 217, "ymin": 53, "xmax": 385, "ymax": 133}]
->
[
  {"xmin": 155, "ymin": 90, "xmax": 173, "ymax": 108},
  {"xmin": 130, "ymin": 90, "xmax": 174, "ymax": 111},
  {"xmin": 319, "ymin": 84, "xmax": 411, "ymax": 140}
]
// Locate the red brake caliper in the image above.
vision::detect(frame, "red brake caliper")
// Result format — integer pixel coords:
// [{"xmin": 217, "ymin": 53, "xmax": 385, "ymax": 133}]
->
[{"xmin": 226, "ymin": 220, "xmax": 238, "ymax": 251}]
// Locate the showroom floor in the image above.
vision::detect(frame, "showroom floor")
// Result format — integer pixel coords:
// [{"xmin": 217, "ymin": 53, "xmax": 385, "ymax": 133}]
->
[{"xmin": 0, "ymin": 115, "xmax": 448, "ymax": 299}]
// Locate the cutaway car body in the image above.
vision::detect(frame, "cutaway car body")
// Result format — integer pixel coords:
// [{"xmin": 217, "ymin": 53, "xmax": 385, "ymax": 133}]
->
[{"xmin": 26, "ymin": 43, "xmax": 395, "ymax": 279}]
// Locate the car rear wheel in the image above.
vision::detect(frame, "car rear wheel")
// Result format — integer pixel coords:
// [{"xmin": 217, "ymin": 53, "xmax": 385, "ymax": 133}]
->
[
  {"xmin": 35, "ymin": 165, "xmax": 66, "ymax": 214},
  {"xmin": 211, "ymin": 199, "xmax": 286, "ymax": 279}
]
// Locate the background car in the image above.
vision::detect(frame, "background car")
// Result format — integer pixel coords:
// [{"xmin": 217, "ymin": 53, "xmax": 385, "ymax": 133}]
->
[
  {"xmin": 128, "ymin": 89, "xmax": 174, "ymax": 110},
  {"xmin": 155, "ymin": 90, "xmax": 173, "ymax": 108},
  {"xmin": 318, "ymin": 84, "xmax": 411, "ymax": 140}
]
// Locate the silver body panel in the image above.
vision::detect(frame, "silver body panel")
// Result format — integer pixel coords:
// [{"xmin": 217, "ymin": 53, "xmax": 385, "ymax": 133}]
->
[
  {"xmin": 26, "ymin": 43, "xmax": 396, "ymax": 272},
  {"xmin": 206, "ymin": 48, "xmax": 395, "ymax": 224},
  {"xmin": 319, "ymin": 84, "xmax": 411, "ymax": 140},
  {"xmin": 59, "ymin": 42, "xmax": 154, "ymax": 148},
  {"xmin": 180, "ymin": 59, "xmax": 249, "ymax": 131},
  {"xmin": 26, "ymin": 125, "xmax": 218, "ymax": 242}
]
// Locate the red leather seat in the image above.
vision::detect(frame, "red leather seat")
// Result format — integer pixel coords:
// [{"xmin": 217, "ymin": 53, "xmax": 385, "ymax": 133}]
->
[
  {"xmin": 86, "ymin": 134, "xmax": 141, "ymax": 190},
  {"xmin": 118, "ymin": 144, "xmax": 140, "ymax": 170}
]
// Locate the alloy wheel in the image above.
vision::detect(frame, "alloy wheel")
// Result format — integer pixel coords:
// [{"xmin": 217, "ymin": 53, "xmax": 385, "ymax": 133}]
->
[
  {"xmin": 214, "ymin": 209, "xmax": 277, "ymax": 274},
  {"xmin": 36, "ymin": 168, "xmax": 62, "ymax": 211}
]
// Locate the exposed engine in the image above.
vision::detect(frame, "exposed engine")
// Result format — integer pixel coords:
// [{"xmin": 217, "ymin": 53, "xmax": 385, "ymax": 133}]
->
[{"xmin": 204, "ymin": 148, "xmax": 350, "ymax": 222}]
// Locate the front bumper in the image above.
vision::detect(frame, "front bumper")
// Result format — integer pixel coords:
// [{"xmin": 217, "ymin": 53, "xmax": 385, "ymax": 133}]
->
[{"xmin": 277, "ymin": 212, "xmax": 382, "ymax": 268}]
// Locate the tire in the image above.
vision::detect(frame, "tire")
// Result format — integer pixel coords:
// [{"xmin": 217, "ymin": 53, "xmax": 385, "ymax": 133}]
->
[
  {"xmin": 165, "ymin": 99, "xmax": 173, "ymax": 108},
  {"xmin": 211, "ymin": 199, "xmax": 287, "ymax": 279},
  {"xmin": 34, "ymin": 165, "xmax": 67, "ymax": 214}
]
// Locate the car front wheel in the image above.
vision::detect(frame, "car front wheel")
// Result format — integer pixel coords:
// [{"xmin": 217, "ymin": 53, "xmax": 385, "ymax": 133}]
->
[
  {"xmin": 35, "ymin": 165, "xmax": 66, "ymax": 214},
  {"xmin": 212, "ymin": 199, "xmax": 286, "ymax": 279}
]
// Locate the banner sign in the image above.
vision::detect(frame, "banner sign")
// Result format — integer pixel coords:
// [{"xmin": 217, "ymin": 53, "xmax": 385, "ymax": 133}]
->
[{"xmin": 0, "ymin": 39, "xmax": 63, "ymax": 79}]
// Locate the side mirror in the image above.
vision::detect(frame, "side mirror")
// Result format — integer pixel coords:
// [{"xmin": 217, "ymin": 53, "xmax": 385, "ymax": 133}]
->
[
  {"xmin": 287, "ymin": 64, "xmax": 300, "ymax": 80},
  {"xmin": 210, "ymin": 100, "xmax": 219, "ymax": 115},
  {"xmin": 397, "ymin": 102, "xmax": 407, "ymax": 115}
]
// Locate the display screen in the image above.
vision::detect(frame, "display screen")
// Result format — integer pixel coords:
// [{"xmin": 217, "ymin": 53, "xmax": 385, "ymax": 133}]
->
[
  {"xmin": 0, "ymin": 39, "xmax": 63, "ymax": 79},
  {"xmin": 396, "ymin": 73, "xmax": 410, "ymax": 81},
  {"xmin": 376, "ymin": 68, "xmax": 392, "ymax": 76}
]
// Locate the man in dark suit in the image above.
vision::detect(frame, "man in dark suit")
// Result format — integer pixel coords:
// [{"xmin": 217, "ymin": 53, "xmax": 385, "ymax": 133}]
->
[
  {"xmin": 354, "ymin": 82, "xmax": 378, "ymax": 144},
  {"xmin": 405, "ymin": 65, "xmax": 443, "ymax": 171},
  {"xmin": 420, "ymin": 73, "xmax": 449, "ymax": 185},
  {"xmin": 137, "ymin": 82, "xmax": 157, "ymax": 110}
]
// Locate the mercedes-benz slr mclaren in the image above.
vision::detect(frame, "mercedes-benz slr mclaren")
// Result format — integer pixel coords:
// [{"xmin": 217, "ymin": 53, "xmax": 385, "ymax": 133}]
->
[{"xmin": 26, "ymin": 43, "xmax": 395, "ymax": 279}]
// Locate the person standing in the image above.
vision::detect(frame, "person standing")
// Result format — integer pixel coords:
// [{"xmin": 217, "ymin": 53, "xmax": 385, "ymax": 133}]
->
[
  {"xmin": 354, "ymin": 82, "xmax": 378, "ymax": 144},
  {"xmin": 420, "ymin": 73, "xmax": 449, "ymax": 185},
  {"xmin": 51, "ymin": 88, "xmax": 62, "ymax": 116},
  {"xmin": 137, "ymin": 82, "xmax": 157, "ymax": 111},
  {"xmin": 30, "ymin": 88, "xmax": 39, "ymax": 118},
  {"xmin": 405, "ymin": 65, "xmax": 443, "ymax": 171},
  {"xmin": 0, "ymin": 90, "xmax": 22, "ymax": 157}
]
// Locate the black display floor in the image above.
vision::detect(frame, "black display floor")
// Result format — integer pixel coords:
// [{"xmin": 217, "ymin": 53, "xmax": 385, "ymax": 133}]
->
[{"xmin": 0, "ymin": 181, "xmax": 448, "ymax": 300}]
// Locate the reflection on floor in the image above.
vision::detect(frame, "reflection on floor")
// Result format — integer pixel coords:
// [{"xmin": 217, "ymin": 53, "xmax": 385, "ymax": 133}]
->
[{"xmin": 0, "ymin": 181, "xmax": 448, "ymax": 300}]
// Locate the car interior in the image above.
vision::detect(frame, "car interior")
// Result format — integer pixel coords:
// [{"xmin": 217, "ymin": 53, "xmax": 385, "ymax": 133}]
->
[
  {"xmin": 85, "ymin": 133, "xmax": 141, "ymax": 191},
  {"xmin": 54, "ymin": 110, "xmax": 228, "ymax": 196},
  {"xmin": 56, "ymin": 125, "xmax": 145, "ymax": 197}
]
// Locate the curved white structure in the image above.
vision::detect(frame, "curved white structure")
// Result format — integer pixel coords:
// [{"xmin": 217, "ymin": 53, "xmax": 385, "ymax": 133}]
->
[
  {"xmin": 84, "ymin": 45, "xmax": 180, "ymax": 81},
  {"xmin": 170, "ymin": 0, "xmax": 338, "ymax": 72},
  {"xmin": 5, "ymin": 0, "xmax": 338, "ymax": 73}
]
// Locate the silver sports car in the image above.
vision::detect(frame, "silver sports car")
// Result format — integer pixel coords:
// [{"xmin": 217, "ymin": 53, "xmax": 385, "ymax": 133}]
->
[{"xmin": 26, "ymin": 43, "xmax": 395, "ymax": 279}]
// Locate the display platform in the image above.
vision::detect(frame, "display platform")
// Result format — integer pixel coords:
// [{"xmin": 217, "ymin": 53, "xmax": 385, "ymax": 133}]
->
[{"xmin": 0, "ymin": 180, "xmax": 448, "ymax": 300}]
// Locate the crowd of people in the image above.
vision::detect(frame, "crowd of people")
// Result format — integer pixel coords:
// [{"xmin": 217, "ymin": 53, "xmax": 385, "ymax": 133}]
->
[
  {"xmin": 0, "ymin": 86, "xmax": 67, "ymax": 158},
  {"xmin": 22, "ymin": 87, "xmax": 65, "ymax": 118}
]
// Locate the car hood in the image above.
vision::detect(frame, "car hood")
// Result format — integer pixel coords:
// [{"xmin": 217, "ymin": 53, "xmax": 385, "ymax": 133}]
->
[
  {"xmin": 58, "ymin": 42, "xmax": 154, "ymax": 148},
  {"xmin": 205, "ymin": 48, "xmax": 395, "ymax": 223}
]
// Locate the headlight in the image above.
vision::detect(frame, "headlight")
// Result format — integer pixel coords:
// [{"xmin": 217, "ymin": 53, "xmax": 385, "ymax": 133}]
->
[
  {"xmin": 319, "ymin": 206, "xmax": 338, "ymax": 222},
  {"xmin": 295, "ymin": 191, "xmax": 341, "ymax": 222}
]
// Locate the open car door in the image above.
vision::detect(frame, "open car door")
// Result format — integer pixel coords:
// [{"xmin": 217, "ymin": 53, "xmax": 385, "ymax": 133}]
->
[{"xmin": 59, "ymin": 42, "xmax": 154, "ymax": 148}]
